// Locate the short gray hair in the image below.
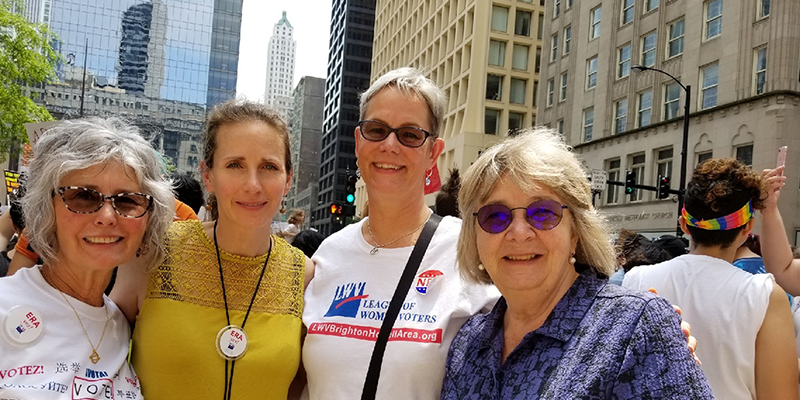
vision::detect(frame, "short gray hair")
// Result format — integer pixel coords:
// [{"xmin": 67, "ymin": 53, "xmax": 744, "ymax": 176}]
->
[
  {"xmin": 359, "ymin": 67, "xmax": 446, "ymax": 138},
  {"xmin": 457, "ymin": 128, "xmax": 616, "ymax": 284},
  {"xmin": 23, "ymin": 117, "xmax": 174, "ymax": 268}
]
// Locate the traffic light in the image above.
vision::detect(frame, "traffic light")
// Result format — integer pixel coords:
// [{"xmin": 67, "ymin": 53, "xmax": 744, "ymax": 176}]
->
[
  {"xmin": 330, "ymin": 203, "xmax": 343, "ymax": 215},
  {"xmin": 345, "ymin": 175, "xmax": 358, "ymax": 205},
  {"xmin": 657, "ymin": 175, "xmax": 671, "ymax": 199},
  {"xmin": 624, "ymin": 171, "xmax": 636, "ymax": 195}
]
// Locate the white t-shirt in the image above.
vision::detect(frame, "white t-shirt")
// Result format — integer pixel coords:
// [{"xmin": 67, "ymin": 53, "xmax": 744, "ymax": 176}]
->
[
  {"xmin": 0, "ymin": 266, "xmax": 142, "ymax": 400},
  {"xmin": 623, "ymin": 254, "xmax": 772, "ymax": 400},
  {"xmin": 302, "ymin": 216, "xmax": 498, "ymax": 400}
]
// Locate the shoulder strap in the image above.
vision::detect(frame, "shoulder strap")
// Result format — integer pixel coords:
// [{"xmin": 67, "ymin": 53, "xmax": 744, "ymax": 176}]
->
[{"xmin": 360, "ymin": 213, "xmax": 443, "ymax": 400}]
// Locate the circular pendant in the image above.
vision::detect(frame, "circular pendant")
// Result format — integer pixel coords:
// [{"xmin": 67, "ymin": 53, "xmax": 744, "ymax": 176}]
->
[
  {"xmin": 3, "ymin": 306, "xmax": 45, "ymax": 346},
  {"xmin": 215, "ymin": 325, "xmax": 248, "ymax": 360}
]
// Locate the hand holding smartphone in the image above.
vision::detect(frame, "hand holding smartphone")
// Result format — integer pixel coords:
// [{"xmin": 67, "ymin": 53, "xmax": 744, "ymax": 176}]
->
[{"xmin": 777, "ymin": 146, "xmax": 787, "ymax": 176}]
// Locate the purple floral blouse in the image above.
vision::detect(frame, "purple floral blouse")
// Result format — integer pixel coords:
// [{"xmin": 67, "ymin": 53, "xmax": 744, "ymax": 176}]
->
[{"xmin": 440, "ymin": 270, "xmax": 714, "ymax": 399}]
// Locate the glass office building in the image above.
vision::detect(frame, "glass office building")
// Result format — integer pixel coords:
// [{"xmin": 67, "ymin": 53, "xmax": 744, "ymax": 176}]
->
[{"xmin": 51, "ymin": 0, "xmax": 213, "ymax": 104}]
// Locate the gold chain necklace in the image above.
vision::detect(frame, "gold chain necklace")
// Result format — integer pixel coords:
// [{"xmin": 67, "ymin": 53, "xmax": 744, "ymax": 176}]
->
[
  {"xmin": 366, "ymin": 213, "xmax": 431, "ymax": 255},
  {"xmin": 44, "ymin": 268, "xmax": 110, "ymax": 364}
]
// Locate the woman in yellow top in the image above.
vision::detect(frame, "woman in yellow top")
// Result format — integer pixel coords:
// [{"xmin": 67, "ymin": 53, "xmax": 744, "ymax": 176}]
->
[{"xmin": 112, "ymin": 100, "xmax": 313, "ymax": 400}]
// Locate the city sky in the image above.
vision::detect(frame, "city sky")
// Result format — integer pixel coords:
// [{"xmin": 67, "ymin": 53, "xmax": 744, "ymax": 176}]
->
[{"xmin": 236, "ymin": 1, "xmax": 332, "ymax": 102}]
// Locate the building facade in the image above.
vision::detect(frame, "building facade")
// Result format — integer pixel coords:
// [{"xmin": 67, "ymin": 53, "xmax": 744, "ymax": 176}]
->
[
  {"xmin": 536, "ymin": 0, "xmax": 800, "ymax": 240},
  {"xmin": 287, "ymin": 76, "xmax": 325, "ymax": 225},
  {"xmin": 263, "ymin": 11, "xmax": 296, "ymax": 121},
  {"xmin": 29, "ymin": 0, "xmax": 241, "ymax": 176},
  {"xmin": 369, "ymin": 0, "xmax": 546, "ymax": 211},
  {"xmin": 311, "ymin": 0, "xmax": 375, "ymax": 236},
  {"xmin": 206, "ymin": 0, "xmax": 243, "ymax": 108},
  {"xmin": 23, "ymin": 0, "xmax": 52, "ymax": 25}
]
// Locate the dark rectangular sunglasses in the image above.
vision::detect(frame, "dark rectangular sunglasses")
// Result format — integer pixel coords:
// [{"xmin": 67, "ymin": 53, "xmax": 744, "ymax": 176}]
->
[
  {"xmin": 474, "ymin": 199, "xmax": 569, "ymax": 234},
  {"xmin": 58, "ymin": 186, "xmax": 153, "ymax": 218},
  {"xmin": 358, "ymin": 120, "xmax": 432, "ymax": 148}
]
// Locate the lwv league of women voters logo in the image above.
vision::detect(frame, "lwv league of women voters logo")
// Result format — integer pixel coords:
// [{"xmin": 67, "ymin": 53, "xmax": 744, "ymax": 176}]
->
[{"xmin": 324, "ymin": 282, "xmax": 368, "ymax": 318}]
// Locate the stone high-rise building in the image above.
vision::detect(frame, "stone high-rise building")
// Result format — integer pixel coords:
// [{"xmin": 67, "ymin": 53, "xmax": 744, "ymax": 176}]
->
[
  {"xmin": 536, "ymin": 0, "xmax": 800, "ymax": 239},
  {"xmin": 263, "ymin": 11, "xmax": 296, "ymax": 121}
]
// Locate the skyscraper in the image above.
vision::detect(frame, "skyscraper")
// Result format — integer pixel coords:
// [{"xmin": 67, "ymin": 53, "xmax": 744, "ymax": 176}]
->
[
  {"xmin": 264, "ymin": 11, "xmax": 296, "ymax": 121},
  {"xmin": 536, "ymin": 0, "xmax": 800, "ymax": 238},
  {"xmin": 287, "ymin": 76, "xmax": 325, "ymax": 223},
  {"xmin": 311, "ymin": 0, "xmax": 374, "ymax": 235},
  {"xmin": 22, "ymin": 0, "xmax": 52, "ymax": 25},
  {"xmin": 206, "ymin": 0, "xmax": 243, "ymax": 108}
]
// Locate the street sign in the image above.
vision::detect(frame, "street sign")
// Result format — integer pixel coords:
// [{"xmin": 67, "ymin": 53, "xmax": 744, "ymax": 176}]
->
[{"xmin": 590, "ymin": 169, "xmax": 607, "ymax": 191}]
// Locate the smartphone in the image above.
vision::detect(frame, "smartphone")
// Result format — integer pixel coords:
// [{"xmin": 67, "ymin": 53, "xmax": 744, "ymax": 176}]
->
[{"xmin": 777, "ymin": 146, "xmax": 787, "ymax": 175}]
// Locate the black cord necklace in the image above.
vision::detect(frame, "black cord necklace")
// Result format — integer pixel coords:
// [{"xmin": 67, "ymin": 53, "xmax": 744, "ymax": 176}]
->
[{"xmin": 213, "ymin": 220, "xmax": 271, "ymax": 400}]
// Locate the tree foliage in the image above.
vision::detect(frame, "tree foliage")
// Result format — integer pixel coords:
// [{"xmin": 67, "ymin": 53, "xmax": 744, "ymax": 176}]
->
[{"xmin": 0, "ymin": 0, "xmax": 60, "ymax": 160}]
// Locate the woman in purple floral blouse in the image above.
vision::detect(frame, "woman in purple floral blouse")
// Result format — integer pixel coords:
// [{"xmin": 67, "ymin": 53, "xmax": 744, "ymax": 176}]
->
[{"xmin": 441, "ymin": 128, "xmax": 713, "ymax": 399}]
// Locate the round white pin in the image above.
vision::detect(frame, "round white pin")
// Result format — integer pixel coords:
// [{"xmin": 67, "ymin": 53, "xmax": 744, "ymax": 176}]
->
[
  {"xmin": 216, "ymin": 325, "xmax": 248, "ymax": 360},
  {"xmin": 3, "ymin": 306, "xmax": 44, "ymax": 345}
]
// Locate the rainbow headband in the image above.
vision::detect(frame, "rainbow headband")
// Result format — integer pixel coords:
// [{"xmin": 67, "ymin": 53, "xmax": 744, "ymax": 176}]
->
[{"xmin": 681, "ymin": 201, "xmax": 753, "ymax": 231}]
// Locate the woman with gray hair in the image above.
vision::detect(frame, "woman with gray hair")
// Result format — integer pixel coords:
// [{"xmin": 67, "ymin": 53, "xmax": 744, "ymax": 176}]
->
[
  {"xmin": 301, "ymin": 67, "xmax": 498, "ymax": 399},
  {"xmin": 0, "ymin": 117, "xmax": 173, "ymax": 399},
  {"xmin": 440, "ymin": 128, "xmax": 713, "ymax": 399}
]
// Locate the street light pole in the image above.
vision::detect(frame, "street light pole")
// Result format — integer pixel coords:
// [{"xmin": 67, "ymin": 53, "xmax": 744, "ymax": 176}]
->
[{"xmin": 632, "ymin": 65, "xmax": 690, "ymax": 237}]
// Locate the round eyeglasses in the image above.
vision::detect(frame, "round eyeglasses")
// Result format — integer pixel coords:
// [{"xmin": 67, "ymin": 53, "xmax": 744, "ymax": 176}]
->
[
  {"xmin": 58, "ymin": 186, "xmax": 153, "ymax": 218},
  {"xmin": 358, "ymin": 120, "xmax": 432, "ymax": 148},
  {"xmin": 474, "ymin": 199, "xmax": 569, "ymax": 234}
]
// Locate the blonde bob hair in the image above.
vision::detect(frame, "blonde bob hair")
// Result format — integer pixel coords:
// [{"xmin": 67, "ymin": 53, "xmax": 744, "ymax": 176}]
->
[{"xmin": 457, "ymin": 128, "xmax": 616, "ymax": 284}]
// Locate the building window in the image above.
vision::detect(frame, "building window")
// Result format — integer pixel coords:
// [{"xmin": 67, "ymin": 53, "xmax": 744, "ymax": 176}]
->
[
  {"xmin": 758, "ymin": 0, "xmax": 770, "ymax": 19},
  {"xmin": 515, "ymin": 10, "xmax": 532, "ymax": 36},
  {"xmin": 586, "ymin": 56, "xmax": 598, "ymax": 89},
  {"xmin": 560, "ymin": 72, "xmax": 568, "ymax": 102},
  {"xmin": 656, "ymin": 148, "xmax": 673, "ymax": 182},
  {"xmin": 614, "ymin": 98, "xmax": 628, "ymax": 134},
  {"xmin": 486, "ymin": 74, "xmax": 503, "ymax": 101},
  {"xmin": 589, "ymin": 7, "xmax": 602, "ymax": 40},
  {"xmin": 532, "ymin": 81, "xmax": 539, "ymax": 106},
  {"xmin": 508, "ymin": 112, "xmax": 524, "ymax": 134},
  {"xmin": 485, "ymin": 109, "xmax": 500, "ymax": 134},
  {"xmin": 630, "ymin": 154, "xmax": 646, "ymax": 201},
  {"xmin": 645, "ymin": 0, "xmax": 659, "ymax": 13},
  {"xmin": 566, "ymin": 0, "xmax": 573, "ymax": 9},
  {"xmin": 537, "ymin": 13, "xmax": 544, "ymax": 39},
  {"xmin": 554, "ymin": 0, "xmax": 561, "ymax": 17},
  {"xmin": 668, "ymin": 18, "xmax": 684, "ymax": 58},
  {"xmin": 664, "ymin": 81, "xmax": 681, "ymax": 120},
  {"xmin": 557, "ymin": 119, "xmax": 564, "ymax": 135},
  {"xmin": 489, "ymin": 40, "xmax": 506, "ymax": 67},
  {"xmin": 551, "ymin": 33, "xmax": 559, "ymax": 62},
  {"xmin": 641, "ymin": 32, "xmax": 656, "ymax": 67},
  {"xmin": 535, "ymin": 47, "xmax": 541, "ymax": 73},
  {"xmin": 512, "ymin": 44, "xmax": 529, "ymax": 70},
  {"xmin": 547, "ymin": 78, "xmax": 555, "ymax": 106},
  {"xmin": 606, "ymin": 158, "xmax": 621, "ymax": 204},
  {"xmin": 705, "ymin": 0, "xmax": 723, "ymax": 40},
  {"xmin": 700, "ymin": 63, "xmax": 719, "ymax": 109},
  {"xmin": 583, "ymin": 107, "xmax": 594, "ymax": 142},
  {"xmin": 510, "ymin": 78, "xmax": 526, "ymax": 104},
  {"xmin": 492, "ymin": 6, "xmax": 509, "ymax": 32},
  {"xmin": 618, "ymin": 44, "xmax": 631, "ymax": 78},
  {"xmin": 697, "ymin": 151, "xmax": 713, "ymax": 165},
  {"xmin": 754, "ymin": 47, "xmax": 767, "ymax": 95},
  {"xmin": 621, "ymin": 0, "xmax": 634, "ymax": 25},
  {"xmin": 563, "ymin": 26, "xmax": 571, "ymax": 55},
  {"xmin": 637, "ymin": 89, "xmax": 653, "ymax": 128},
  {"xmin": 736, "ymin": 144, "xmax": 753, "ymax": 166}
]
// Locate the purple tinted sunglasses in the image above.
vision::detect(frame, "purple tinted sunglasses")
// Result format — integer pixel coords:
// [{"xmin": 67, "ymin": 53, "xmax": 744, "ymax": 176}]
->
[{"xmin": 474, "ymin": 199, "xmax": 569, "ymax": 234}]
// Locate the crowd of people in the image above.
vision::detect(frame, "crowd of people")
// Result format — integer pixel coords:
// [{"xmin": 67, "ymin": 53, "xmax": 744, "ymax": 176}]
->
[{"xmin": 1, "ymin": 66, "xmax": 799, "ymax": 400}]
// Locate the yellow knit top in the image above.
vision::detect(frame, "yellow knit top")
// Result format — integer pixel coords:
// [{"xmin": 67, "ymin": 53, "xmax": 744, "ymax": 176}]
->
[{"xmin": 132, "ymin": 220, "xmax": 305, "ymax": 400}]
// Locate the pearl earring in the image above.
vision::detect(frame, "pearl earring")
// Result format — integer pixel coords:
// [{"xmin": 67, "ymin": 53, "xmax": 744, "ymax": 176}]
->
[
  {"xmin": 477, "ymin": 264, "xmax": 485, "ymax": 271},
  {"xmin": 569, "ymin": 253, "xmax": 576, "ymax": 264}
]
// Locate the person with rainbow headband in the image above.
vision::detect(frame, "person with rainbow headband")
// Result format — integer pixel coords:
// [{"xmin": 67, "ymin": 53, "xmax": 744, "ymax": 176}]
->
[{"xmin": 623, "ymin": 157, "xmax": 797, "ymax": 400}]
